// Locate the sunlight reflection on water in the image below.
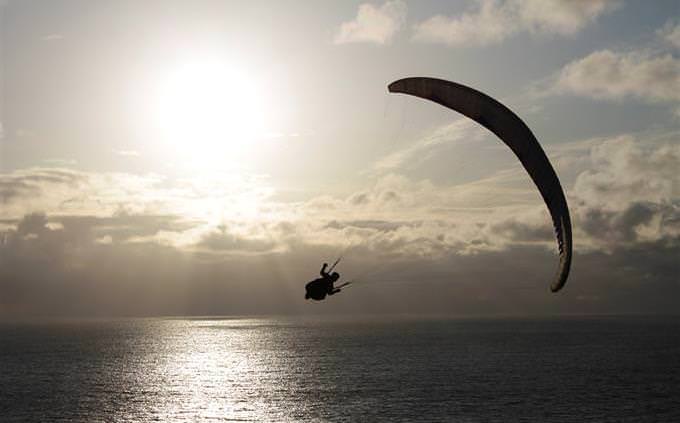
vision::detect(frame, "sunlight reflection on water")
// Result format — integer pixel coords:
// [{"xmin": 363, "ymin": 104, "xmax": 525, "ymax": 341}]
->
[
  {"xmin": 1, "ymin": 316, "xmax": 680, "ymax": 422},
  {"xmin": 120, "ymin": 319, "xmax": 292, "ymax": 422}
]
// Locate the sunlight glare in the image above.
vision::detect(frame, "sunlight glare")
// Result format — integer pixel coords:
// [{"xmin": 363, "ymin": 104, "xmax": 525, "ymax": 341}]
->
[{"xmin": 152, "ymin": 60, "xmax": 268, "ymax": 167}]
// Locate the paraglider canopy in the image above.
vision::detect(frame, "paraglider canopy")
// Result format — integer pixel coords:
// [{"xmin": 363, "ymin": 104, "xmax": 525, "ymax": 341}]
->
[{"xmin": 388, "ymin": 77, "xmax": 572, "ymax": 292}]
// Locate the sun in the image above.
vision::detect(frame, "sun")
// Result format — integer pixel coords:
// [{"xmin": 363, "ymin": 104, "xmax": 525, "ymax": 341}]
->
[{"xmin": 151, "ymin": 59, "xmax": 268, "ymax": 167}]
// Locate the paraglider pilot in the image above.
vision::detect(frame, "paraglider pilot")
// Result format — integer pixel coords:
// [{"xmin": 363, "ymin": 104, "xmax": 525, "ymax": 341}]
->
[{"xmin": 305, "ymin": 263, "xmax": 342, "ymax": 301}]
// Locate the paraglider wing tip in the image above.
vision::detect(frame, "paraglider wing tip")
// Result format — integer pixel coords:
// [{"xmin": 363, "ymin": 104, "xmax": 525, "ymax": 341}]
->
[
  {"xmin": 388, "ymin": 78, "xmax": 420, "ymax": 94},
  {"xmin": 550, "ymin": 253, "xmax": 572, "ymax": 293},
  {"xmin": 388, "ymin": 78, "xmax": 416, "ymax": 94},
  {"xmin": 549, "ymin": 216, "xmax": 573, "ymax": 293},
  {"xmin": 388, "ymin": 77, "xmax": 447, "ymax": 94},
  {"xmin": 551, "ymin": 274, "xmax": 568, "ymax": 293}
]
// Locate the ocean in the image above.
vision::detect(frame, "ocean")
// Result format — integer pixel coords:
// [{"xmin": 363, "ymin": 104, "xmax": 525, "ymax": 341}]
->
[{"xmin": 1, "ymin": 316, "xmax": 679, "ymax": 422}]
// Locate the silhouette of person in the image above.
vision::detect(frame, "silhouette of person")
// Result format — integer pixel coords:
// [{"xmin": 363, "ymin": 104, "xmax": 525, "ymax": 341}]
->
[{"xmin": 305, "ymin": 263, "xmax": 342, "ymax": 300}]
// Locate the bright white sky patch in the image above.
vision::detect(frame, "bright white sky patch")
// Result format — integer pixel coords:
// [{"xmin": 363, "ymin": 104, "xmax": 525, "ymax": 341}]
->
[{"xmin": 149, "ymin": 59, "xmax": 271, "ymax": 168}]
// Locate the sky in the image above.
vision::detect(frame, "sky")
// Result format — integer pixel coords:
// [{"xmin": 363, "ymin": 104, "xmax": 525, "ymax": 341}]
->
[{"xmin": 0, "ymin": 0, "xmax": 678, "ymax": 318}]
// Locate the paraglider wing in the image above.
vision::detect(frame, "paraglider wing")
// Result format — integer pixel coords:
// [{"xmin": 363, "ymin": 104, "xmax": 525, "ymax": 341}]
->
[{"xmin": 388, "ymin": 77, "xmax": 572, "ymax": 292}]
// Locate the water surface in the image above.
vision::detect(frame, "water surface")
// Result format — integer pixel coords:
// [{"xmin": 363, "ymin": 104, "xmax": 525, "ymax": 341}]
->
[{"xmin": 1, "ymin": 316, "xmax": 679, "ymax": 422}]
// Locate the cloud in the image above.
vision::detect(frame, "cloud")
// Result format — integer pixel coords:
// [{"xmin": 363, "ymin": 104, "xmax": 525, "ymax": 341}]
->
[
  {"xmin": 1, "ymin": 168, "xmax": 86, "ymax": 207},
  {"xmin": 334, "ymin": 1, "xmax": 407, "ymax": 45},
  {"xmin": 553, "ymin": 49, "xmax": 680, "ymax": 102},
  {"xmin": 370, "ymin": 118, "xmax": 680, "ymax": 254},
  {"xmin": 515, "ymin": 0, "xmax": 619, "ymax": 34},
  {"xmin": 0, "ymin": 167, "xmax": 275, "ymax": 225},
  {"xmin": 658, "ymin": 19, "xmax": 680, "ymax": 50},
  {"xmin": 413, "ymin": 0, "xmax": 618, "ymax": 47},
  {"xmin": 1, "ymin": 132, "xmax": 679, "ymax": 316},
  {"xmin": 2, "ymin": 177, "xmax": 679, "ymax": 317},
  {"xmin": 540, "ymin": 19, "xmax": 680, "ymax": 119},
  {"xmin": 572, "ymin": 135, "xmax": 679, "ymax": 208},
  {"xmin": 0, "ymin": 167, "xmax": 165, "ymax": 219},
  {"xmin": 298, "ymin": 172, "xmax": 547, "ymax": 259},
  {"xmin": 412, "ymin": 0, "xmax": 515, "ymax": 47},
  {"xmin": 570, "ymin": 135, "xmax": 680, "ymax": 249}
]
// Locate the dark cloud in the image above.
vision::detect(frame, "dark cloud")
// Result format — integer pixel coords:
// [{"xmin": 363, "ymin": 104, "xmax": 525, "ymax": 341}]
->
[
  {"xmin": 0, "ymin": 213, "xmax": 292, "ymax": 317},
  {"xmin": 0, "ymin": 209, "xmax": 679, "ymax": 318},
  {"xmin": 491, "ymin": 219, "xmax": 554, "ymax": 243},
  {"xmin": 348, "ymin": 192, "xmax": 371, "ymax": 206},
  {"xmin": 568, "ymin": 136, "xmax": 680, "ymax": 250},
  {"xmin": 16, "ymin": 212, "xmax": 49, "ymax": 235},
  {"xmin": 0, "ymin": 168, "xmax": 86, "ymax": 203},
  {"xmin": 56, "ymin": 213, "xmax": 198, "ymax": 244},
  {"xmin": 0, "ymin": 179, "xmax": 40, "ymax": 203},
  {"xmin": 18, "ymin": 169, "xmax": 85, "ymax": 185},
  {"xmin": 578, "ymin": 201, "xmax": 673, "ymax": 244}
]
